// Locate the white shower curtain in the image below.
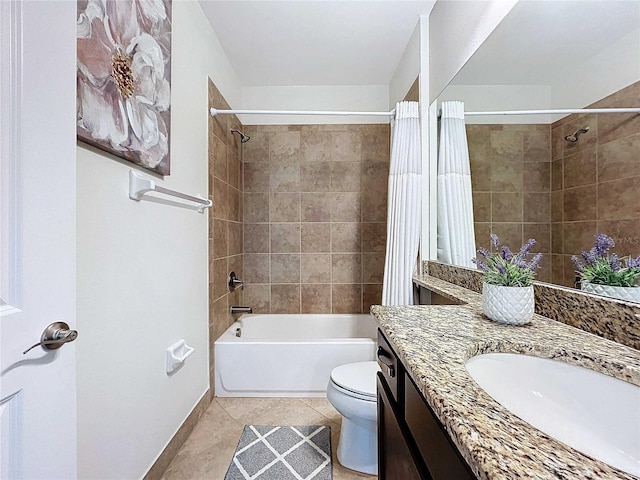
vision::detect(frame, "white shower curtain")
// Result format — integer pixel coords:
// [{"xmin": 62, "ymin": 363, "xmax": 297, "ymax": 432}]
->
[
  {"xmin": 437, "ymin": 101, "xmax": 476, "ymax": 268},
  {"xmin": 382, "ymin": 101, "xmax": 421, "ymax": 306}
]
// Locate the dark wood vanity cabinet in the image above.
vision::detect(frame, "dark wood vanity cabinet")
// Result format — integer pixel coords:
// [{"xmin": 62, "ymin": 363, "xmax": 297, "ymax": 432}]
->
[{"xmin": 377, "ymin": 329, "xmax": 476, "ymax": 480}]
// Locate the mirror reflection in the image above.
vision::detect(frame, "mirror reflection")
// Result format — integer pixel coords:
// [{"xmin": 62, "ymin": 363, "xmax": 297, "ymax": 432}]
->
[{"xmin": 435, "ymin": 0, "xmax": 640, "ymax": 302}]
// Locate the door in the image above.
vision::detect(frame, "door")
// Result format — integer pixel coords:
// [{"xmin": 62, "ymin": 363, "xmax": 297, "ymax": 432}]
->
[
  {"xmin": 377, "ymin": 374, "xmax": 425, "ymax": 480},
  {"xmin": 1, "ymin": 1, "xmax": 77, "ymax": 479}
]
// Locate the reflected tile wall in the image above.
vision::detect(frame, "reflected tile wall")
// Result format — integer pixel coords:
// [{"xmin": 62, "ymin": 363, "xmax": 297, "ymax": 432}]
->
[
  {"xmin": 467, "ymin": 124, "xmax": 552, "ymax": 283},
  {"xmin": 243, "ymin": 124, "xmax": 390, "ymax": 314},
  {"xmin": 551, "ymin": 81, "xmax": 640, "ymax": 287},
  {"xmin": 208, "ymin": 79, "xmax": 244, "ymax": 392}
]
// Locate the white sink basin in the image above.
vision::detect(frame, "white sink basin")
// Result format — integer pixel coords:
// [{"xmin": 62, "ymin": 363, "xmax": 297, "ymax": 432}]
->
[{"xmin": 466, "ymin": 353, "xmax": 640, "ymax": 477}]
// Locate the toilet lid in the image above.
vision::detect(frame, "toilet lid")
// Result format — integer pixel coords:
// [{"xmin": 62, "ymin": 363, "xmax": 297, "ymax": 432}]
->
[{"xmin": 330, "ymin": 361, "xmax": 381, "ymax": 398}]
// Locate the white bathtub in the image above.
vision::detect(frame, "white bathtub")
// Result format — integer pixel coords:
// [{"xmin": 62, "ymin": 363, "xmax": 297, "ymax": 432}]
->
[{"xmin": 214, "ymin": 313, "xmax": 378, "ymax": 397}]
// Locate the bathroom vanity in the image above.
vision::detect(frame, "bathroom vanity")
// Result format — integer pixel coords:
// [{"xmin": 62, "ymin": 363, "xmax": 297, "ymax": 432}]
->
[
  {"xmin": 377, "ymin": 328, "xmax": 475, "ymax": 479},
  {"xmin": 371, "ymin": 275, "xmax": 640, "ymax": 480}
]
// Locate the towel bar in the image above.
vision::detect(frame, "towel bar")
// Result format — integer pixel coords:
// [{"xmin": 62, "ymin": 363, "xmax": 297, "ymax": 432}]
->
[{"xmin": 129, "ymin": 170, "xmax": 212, "ymax": 213}]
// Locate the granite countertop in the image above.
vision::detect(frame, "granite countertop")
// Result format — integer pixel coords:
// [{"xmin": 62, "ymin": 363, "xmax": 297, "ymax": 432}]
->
[{"xmin": 370, "ymin": 275, "xmax": 640, "ymax": 480}]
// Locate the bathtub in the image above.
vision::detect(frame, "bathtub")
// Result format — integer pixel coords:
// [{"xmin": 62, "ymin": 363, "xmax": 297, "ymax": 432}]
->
[{"xmin": 214, "ymin": 313, "xmax": 378, "ymax": 397}]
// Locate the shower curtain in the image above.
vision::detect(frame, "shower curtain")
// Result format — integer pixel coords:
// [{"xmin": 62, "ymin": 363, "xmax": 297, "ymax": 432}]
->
[
  {"xmin": 382, "ymin": 101, "xmax": 421, "ymax": 306},
  {"xmin": 437, "ymin": 101, "xmax": 476, "ymax": 268}
]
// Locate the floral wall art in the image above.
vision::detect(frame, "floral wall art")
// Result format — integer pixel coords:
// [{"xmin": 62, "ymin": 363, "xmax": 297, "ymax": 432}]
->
[{"xmin": 77, "ymin": 0, "xmax": 172, "ymax": 175}]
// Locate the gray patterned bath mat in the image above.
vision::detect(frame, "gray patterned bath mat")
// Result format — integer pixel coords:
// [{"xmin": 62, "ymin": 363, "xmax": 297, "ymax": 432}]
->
[{"xmin": 224, "ymin": 425, "xmax": 332, "ymax": 480}]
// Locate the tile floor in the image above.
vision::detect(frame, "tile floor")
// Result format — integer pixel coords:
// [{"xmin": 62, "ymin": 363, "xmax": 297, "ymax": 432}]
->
[{"xmin": 161, "ymin": 397, "xmax": 377, "ymax": 480}]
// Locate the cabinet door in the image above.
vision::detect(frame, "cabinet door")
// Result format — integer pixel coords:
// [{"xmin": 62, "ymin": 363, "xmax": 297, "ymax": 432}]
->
[
  {"xmin": 405, "ymin": 373, "xmax": 476, "ymax": 480},
  {"xmin": 377, "ymin": 374, "xmax": 427, "ymax": 480}
]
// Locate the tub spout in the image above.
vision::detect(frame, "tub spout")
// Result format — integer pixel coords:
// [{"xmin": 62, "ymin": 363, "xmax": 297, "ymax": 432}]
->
[{"xmin": 230, "ymin": 305, "xmax": 252, "ymax": 314}]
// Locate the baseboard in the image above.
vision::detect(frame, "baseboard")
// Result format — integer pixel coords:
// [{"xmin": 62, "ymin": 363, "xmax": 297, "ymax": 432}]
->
[{"xmin": 143, "ymin": 389, "xmax": 212, "ymax": 480}]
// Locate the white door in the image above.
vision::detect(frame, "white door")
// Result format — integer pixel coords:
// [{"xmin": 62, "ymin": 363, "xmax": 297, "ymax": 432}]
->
[{"xmin": 0, "ymin": 1, "xmax": 77, "ymax": 479}]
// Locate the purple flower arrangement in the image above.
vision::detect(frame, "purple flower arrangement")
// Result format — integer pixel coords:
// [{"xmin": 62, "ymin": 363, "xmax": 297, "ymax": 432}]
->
[
  {"xmin": 472, "ymin": 234, "xmax": 542, "ymax": 287},
  {"xmin": 572, "ymin": 234, "xmax": 640, "ymax": 287}
]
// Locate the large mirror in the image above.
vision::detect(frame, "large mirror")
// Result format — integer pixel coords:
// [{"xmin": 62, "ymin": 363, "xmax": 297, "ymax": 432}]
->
[{"xmin": 434, "ymin": 0, "xmax": 640, "ymax": 301}]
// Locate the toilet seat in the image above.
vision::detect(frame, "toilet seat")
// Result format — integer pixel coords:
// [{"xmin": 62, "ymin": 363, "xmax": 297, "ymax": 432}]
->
[{"xmin": 330, "ymin": 361, "xmax": 380, "ymax": 401}]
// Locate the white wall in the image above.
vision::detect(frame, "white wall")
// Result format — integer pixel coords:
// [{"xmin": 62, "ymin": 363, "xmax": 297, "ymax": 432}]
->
[
  {"xmin": 240, "ymin": 85, "xmax": 389, "ymax": 125},
  {"xmin": 76, "ymin": 2, "xmax": 241, "ymax": 479},
  {"xmin": 419, "ymin": 15, "xmax": 437, "ymax": 267},
  {"xmin": 550, "ymin": 27, "xmax": 640, "ymax": 112},
  {"xmin": 389, "ymin": 22, "xmax": 421, "ymax": 107},
  {"xmin": 428, "ymin": 0, "xmax": 517, "ymax": 102},
  {"xmin": 433, "ymin": 27, "xmax": 640, "ymax": 125},
  {"xmin": 438, "ymin": 85, "xmax": 553, "ymax": 124}
]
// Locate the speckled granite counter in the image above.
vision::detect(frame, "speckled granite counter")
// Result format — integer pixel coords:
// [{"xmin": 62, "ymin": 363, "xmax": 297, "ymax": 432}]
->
[{"xmin": 371, "ymin": 275, "xmax": 640, "ymax": 480}]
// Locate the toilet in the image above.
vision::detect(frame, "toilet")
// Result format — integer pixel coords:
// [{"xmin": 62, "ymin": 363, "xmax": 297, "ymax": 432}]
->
[{"xmin": 326, "ymin": 361, "xmax": 381, "ymax": 475}]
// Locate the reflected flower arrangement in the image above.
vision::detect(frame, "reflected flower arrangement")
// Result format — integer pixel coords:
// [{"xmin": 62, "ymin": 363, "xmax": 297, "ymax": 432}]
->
[
  {"xmin": 77, "ymin": 0, "xmax": 172, "ymax": 175},
  {"xmin": 572, "ymin": 233, "xmax": 640, "ymax": 287}
]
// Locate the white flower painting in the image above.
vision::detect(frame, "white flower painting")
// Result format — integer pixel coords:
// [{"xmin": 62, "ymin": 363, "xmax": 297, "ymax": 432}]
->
[{"xmin": 77, "ymin": 0, "xmax": 172, "ymax": 175}]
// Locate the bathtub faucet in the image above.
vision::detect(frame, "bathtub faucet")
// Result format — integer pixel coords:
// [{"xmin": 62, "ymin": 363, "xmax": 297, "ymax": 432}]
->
[
  {"xmin": 228, "ymin": 271, "xmax": 244, "ymax": 291},
  {"xmin": 230, "ymin": 305, "xmax": 252, "ymax": 314}
]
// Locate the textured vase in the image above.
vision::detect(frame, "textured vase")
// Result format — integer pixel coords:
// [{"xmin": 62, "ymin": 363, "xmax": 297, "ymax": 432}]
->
[
  {"xmin": 482, "ymin": 283, "xmax": 534, "ymax": 325},
  {"xmin": 581, "ymin": 282, "xmax": 640, "ymax": 303}
]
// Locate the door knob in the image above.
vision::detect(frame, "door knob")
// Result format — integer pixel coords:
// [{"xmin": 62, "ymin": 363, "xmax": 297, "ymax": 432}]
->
[{"xmin": 23, "ymin": 322, "xmax": 78, "ymax": 355}]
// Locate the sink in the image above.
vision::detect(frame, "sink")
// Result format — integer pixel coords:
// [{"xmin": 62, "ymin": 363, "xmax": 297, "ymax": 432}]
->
[{"xmin": 466, "ymin": 353, "xmax": 640, "ymax": 477}]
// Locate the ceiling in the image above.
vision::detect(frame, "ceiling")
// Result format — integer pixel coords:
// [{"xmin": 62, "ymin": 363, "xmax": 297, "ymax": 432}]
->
[
  {"xmin": 199, "ymin": 1, "xmax": 639, "ymax": 92},
  {"xmin": 199, "ymin": 1, "xmax": 436, "ymax": 87}
]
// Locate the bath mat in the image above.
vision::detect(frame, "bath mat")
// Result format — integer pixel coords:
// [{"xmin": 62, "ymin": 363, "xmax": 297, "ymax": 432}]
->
[{"xmin": 224, "ymin": 425, "xmax": 332, "ymax": 480}]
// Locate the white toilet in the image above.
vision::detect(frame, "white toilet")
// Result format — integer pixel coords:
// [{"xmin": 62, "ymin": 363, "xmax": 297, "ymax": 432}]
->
[{"xmin": 326, "ymin": 361, "xmax": 381, "ymax": 475}]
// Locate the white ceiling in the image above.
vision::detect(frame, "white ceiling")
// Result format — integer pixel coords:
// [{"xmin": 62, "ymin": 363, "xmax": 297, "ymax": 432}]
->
[
  {"xmin": 199, "ymin": 0, "xmax": 639, "ymax": 96},
  {"xmin": 199, "ymin": 0, "xmax": 436, "ymax": 87}
]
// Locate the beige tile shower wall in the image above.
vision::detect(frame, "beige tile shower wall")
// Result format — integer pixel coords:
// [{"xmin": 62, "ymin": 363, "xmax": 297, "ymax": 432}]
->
[
  {"xmin": 551, "ymin": 81, "xmax": 640, "ymax": 288},
  {"xmin": 242, "ymin": 124, "xmax": 390, "ymax": 314},
  {"xmin": 208, "ymin": 79, "xmax": 244, "ymax": 390},
  {"xmin": 467, "ymin": 124, "xmax": 553, "ymax": 282}
]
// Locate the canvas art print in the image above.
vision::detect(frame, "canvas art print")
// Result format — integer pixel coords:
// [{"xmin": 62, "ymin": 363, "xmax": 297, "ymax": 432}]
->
[{"xmin": 77, "ymin": 0, "xmax": 172, "ymax": 175}]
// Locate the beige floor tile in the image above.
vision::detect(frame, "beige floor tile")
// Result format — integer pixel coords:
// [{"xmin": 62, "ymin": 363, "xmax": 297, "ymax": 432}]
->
[
  {"xmin": 299, "ymin": 397, "xmax": 344, "ymax": 426},
  {"xmin": 162, "ymin": 443, "xmax": 237, "ymax": 480},
  {"xmin": 162, "ymin": 397, "xmax": 377, "ymax": 480},
  {"xmin": 252, "ymin": 399, "xmax": 340, "ymax": 431},
  {"xmin": 168, "ymin": 400, "xmax": 244, "ymax": 467},
  {"xmin": 215, "ymin": 397, "xmax": 294, "ymax": 424}
]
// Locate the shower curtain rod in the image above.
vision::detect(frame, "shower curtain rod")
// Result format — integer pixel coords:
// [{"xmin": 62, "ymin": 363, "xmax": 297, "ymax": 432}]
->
[
  {"xmin": 454, "ymin": 107, "xmax": 640, "ymax": 117},
  {"xmin": 210, "ymin": 107, "xmax": 395, "ymax": 117},
  {"xmin": 211, "ymin": 106, "xmax": 640, "ymax": 118}
]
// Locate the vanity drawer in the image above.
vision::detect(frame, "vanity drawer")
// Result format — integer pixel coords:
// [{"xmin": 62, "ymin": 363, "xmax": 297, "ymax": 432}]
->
[
  {"xmin": 377, "ymin": 329, "xmax": 399, "ymax": 402},
  {"xmin": 404, "ymin": 373, "xmax": 476, "ymax": 480}
]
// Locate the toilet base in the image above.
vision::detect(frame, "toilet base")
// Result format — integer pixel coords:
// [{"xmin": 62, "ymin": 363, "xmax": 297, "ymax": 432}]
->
[{"xmin": 336, "ymin": 416, "xmax": 378, "ymax": 475}]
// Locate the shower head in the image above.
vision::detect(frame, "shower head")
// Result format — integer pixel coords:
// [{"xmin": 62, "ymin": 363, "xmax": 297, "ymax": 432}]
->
[
  {"xmin": 230, "ymin": 129, "xmax": 251, "ymax": 143},
  {"xmin": 564, "ymin": 126, "xmax": 590, "ymax": 143}
]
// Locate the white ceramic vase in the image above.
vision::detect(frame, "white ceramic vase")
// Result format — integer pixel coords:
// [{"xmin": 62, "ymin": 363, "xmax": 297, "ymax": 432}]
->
[
  {"xmin": 482, "ymin": 283, "xmax": 534, "ymax": 325},
  {"xmin": 581, "ymin": 282, "xmax": 640, "ymax": 303}
]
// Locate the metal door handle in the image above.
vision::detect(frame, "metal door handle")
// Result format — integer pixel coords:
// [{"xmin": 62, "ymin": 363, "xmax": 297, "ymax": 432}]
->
[{"xmin": 23, "ymin": 322, "xmax": 78, "ymax": 354}]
